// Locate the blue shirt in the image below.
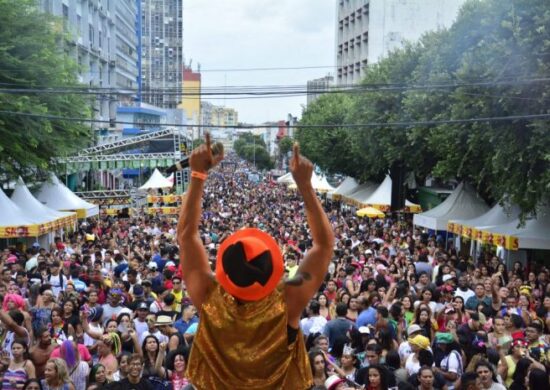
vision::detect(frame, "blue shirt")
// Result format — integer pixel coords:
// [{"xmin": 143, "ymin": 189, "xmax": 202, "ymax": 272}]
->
[
  {"xmin": 356, "ymin": 307, "xmax": 377, "ymax": 328},
  {"xmin": 174, "ymin": 316, "xmax": 198, "ymax": 334}
]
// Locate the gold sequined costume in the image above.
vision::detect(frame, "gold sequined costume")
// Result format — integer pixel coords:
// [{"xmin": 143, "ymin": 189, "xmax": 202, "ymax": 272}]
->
[{"xmin": 186, "ymin": 281, "xmax": 313, "ymax": 389}]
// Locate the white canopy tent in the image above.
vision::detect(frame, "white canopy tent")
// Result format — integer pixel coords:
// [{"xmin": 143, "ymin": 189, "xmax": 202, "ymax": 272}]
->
[
  {"xmin": 479, "ymin": 206, "xmax": 550, "ymax": 250},
  {"xmin": 449, "ymin": 203, "xmax": 521, "ymax": 238},
  {"xmin": 331, "ymin": 177, "xmax": 360, "ymax": 200},
  {"xmin": 0, "ymin": 188, "xmax": 43, "ymax": 239},
  {"xmin": 139, "ymin": 168, "xmax": 174, "ymax": 190},
  {"xmin": 276, "ymin": 172, "xmax": 294, "ymax": 184},
  {"xmin": 363, "ymin": 175, "xmax": 421, "ymax": 212},
  {"xmin": 11, "ymin": 178, "xmax": 77, "ymax": 231},
  {"xmin": 36, "ymin": 174, "xmax": 99, "ymax": 219},
  {"xmin": 166, "ymin": 172, "xmax": 175, "ymax": 185},
  {"xmin": 343, "ymin": 182, "xmax": 379, "ymax": 207},
  {"xmin": 311, "ymin": 175, "xmax": 335, "ymax": 193},
  {"xmin": 413, "ymin": 182, "xmax": 489, "ymax": 231}
]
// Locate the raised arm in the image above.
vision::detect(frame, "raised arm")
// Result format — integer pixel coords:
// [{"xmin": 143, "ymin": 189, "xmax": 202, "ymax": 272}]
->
[
  {"xmin": 177, "ymin": 134, "xmax": 223, "ymax": 309},
  {"xmin": 285, "ymin": 143, "xmax": 335, "ymax": 328}
]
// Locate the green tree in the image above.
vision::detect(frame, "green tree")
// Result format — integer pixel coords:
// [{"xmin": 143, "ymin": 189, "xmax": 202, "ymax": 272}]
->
[
  {"xmin": 0, "ymin": 0, "xmax": 91, "ymax": 182},
  {"xmin": 233, "ymin": 133, "xmax": 273, "ymax": 170},
  {"xmin": 296, "ymin": 94, "xmax": 361, "ymax": 177},
  {"xmin": 297, "ymin": 0, "xmax": 550, "ymax": 217}
]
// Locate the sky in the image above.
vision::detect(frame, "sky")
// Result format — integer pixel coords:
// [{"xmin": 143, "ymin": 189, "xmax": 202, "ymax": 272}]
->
[{"xmin": 182, "ymin": 0, "xmax": 336, "ymax": 124}]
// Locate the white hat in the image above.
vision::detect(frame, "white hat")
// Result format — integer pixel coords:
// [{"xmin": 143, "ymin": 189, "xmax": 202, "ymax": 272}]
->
[
  {"xmin": 325, "ymin": 375, "xmax": 346, "ymax": 390},
  {"xmin": 147, "ymin": 262, "xmax": 158, "ymax": 270},
  {"xmin": 443, "ymin": 274, "xmax": 454, "ymax": 282},
  {"xmin": 407, "ymin": 324, "xmax": 422, "ymax": 336},
  {"xmin": 358, "ymin": 326, "xmax": 371, "ymax": 334},
  {"xmin": 365, "ymin": 249, "xmax": 373, "ymax": 255}
]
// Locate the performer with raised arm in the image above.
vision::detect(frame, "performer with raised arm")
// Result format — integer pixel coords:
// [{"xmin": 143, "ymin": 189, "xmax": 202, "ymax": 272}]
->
[{"xmin": 177, "ymin": 134, "xmax": 335, "ymax": 389}]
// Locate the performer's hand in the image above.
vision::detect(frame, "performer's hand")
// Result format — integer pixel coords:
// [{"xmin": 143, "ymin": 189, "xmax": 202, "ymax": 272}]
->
[
  {"xmin": 289, "ymin": 142, "xmax": 313, "ymax": 188},
  {"xmin": 189, "ymin": 133, "xmax": 223, "ymax": 173}
]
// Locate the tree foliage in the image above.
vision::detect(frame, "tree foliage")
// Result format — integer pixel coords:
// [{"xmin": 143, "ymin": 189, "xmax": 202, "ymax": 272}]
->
[
  {"xmin": 233, "ymin": 133, "xmax": 274, "ymax": 170},
  {"xmin": 0, "ymin": 0, "xmax": 91, "ymax": 182},
  {"xmin": 297, "ymin": 0, "xmax": 550, "ymax": 217}
]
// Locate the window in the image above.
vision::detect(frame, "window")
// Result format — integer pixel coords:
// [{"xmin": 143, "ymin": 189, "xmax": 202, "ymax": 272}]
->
[{"xmin": 89, "ymin": 24, "xmax": 94, "ymax": 45}]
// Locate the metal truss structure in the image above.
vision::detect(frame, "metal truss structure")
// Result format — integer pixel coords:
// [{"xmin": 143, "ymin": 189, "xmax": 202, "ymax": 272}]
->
[
  {"xmin": 59, "ymin": 153, "xmax": 176, "ymax": 163},
  {"xmin": 78, "ymin": 128, "xmax": 179, "ymax": 155},
  {"xmin": 75, "ymin": 190, "xmax": 133, "ymax": 206}
]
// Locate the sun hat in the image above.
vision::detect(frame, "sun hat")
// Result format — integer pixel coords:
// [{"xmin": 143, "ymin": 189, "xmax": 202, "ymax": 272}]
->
[
  {"xmin": 408, "ymin": 334, "xmax": 430, "ymax": 350},
  {"xmin": 155, "ymin": 315, "xmax": 174, "ymax": 326},
  {"xmin": 407, "ymin": 324, "xmax": 422, "ymax": 336},
  {"xmin": 325, "ymin": 375, "xmax": 346, "ymax": 390},
  {"xmin": 216, "ymin": 228, "xmax": 284, "ymax": 302}
]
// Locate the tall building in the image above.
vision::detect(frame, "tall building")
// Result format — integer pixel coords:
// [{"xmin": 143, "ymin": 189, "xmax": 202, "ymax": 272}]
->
[
  {"xmin": 40, "ymin": 0, "xmax": 138, "ymax": 120},
  {"xmin": 178, "ymin": 66, "xmax": 201, "ymax": 124},
  {"xmin": 336, "ymin": 0, "xmax": 468, "ymax": 85},
  {"xmin": 307, "ymin": 74, "xmax": 334, "ymax": 105},
  {"xmin": 140, "ymin": 0, "xmax": 183, "ymax": 109}
]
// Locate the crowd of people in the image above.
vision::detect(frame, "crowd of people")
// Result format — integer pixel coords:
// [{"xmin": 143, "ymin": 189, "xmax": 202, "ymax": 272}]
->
[{"xmin": 0, "ymin": 155, "xmax": 549, "ymax": 390}]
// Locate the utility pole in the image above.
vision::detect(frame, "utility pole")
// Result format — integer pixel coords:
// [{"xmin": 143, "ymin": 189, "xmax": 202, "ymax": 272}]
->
[{"xmin": 253, "ymin": 135, "xmax": 256, "ymax": 168}]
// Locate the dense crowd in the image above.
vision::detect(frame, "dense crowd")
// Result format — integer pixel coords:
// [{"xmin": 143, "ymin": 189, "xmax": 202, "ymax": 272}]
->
[{"xmin": 0, "ymin": 157, "xmax": 549, "ymax": 390}]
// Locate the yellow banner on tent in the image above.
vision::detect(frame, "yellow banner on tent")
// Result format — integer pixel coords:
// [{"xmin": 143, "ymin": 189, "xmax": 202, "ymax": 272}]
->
[
  {"xmin": 0, "ymin": 224, "xmax": 39, "ymax": 238},
  {"xmin": 480, "ymin": 230, "xmax": 519, "ymax": 250},
  {"xmin": 147, "ymin": 194, "xmax": 185, "ymax": 203},
  {"xmin": 147, "ymin": 207, "xmax": 180, "ymax": 215}
]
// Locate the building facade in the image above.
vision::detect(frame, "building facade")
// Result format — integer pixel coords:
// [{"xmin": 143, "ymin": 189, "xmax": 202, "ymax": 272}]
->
[
  {"xmin": 178, "ymin": 67, "xmax": 201, "ymax": 124},
  {"xmin": 140, "ymin": 0, "xmax": 183, "ymax": 109},
  {"xmin": 306, "ymin": 74, "xmax": 334, "ymax": 105},
  {"xmin": 336, "ymin": 0, "xmax": 468, "ymax": 85},
  {"xmin": 40, "ymin": 0, "xmax": 139, "ymax": 140}
]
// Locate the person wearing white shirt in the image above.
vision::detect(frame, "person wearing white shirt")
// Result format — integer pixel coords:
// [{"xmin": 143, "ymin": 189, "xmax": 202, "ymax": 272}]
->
[
  {"xmin": 300, "ymin": 301, "xmax": 327, "ymax": 337},
  {"xmin": 454, "ymin": 275, "xmax": 475, "ymax": 303}
]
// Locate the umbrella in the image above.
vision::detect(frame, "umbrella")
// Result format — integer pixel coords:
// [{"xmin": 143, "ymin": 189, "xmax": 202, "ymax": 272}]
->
[{"xmin": 356, "ymin": 207, "xmax": 385, "ymax": 218}]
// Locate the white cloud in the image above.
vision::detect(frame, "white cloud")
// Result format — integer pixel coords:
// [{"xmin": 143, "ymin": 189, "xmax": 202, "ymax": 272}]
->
[{"xmin": 182, "ymin": 0, "xmax": 335, "ymax": 123}]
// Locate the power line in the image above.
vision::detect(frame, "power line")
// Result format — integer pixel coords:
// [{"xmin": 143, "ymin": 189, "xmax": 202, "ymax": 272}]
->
[
  {"xmin": 1, "ymin": 78, "xmax": 549, "ymax": 98},
  {"xmin": 1, "ymin": 75, "xmax": 548, "ymax": 93},
  {"xmin": 0, "ymin": 110, "xmax": 548, "ymax": 129}
]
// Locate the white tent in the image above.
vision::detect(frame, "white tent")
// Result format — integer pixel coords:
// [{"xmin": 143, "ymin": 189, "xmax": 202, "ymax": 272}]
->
[
  {"xmin": 331, "ymin": 177, "xmax": 360, "ymax": 200},
  {"xmin": 140, "ymin": 168, "xmax": 174, "ymax": 190},
  {"xmin": 343, "ymin": 182, "xmax": 379, "ymax": 206},
  {"xmin": 311, "ymin": 175, "xmax": 335, "ymax": 193},
  {"xmin": 479, "ymin": 206, "xmax": 550, "ymax": 250},
  {"xmin": 413, "ymin": 182, "xmax": 489, "ymax": 231},
  {"xmin": 276, "ymin": 172, "xmax": 294, "ymax": 184},
  {"xmin": 166, "ymin": 172, "xmax": 175, "ymax": 185},
  {"xmin": 11, "ymin": 178, "xmax": 77, "ymax": 231},
  {"xmin": 362, "ymin": 175, "xmax": 421, "ymax": 212},
  {"xmin": 449, "ymin": 202, "xmax": 521, "ymax": 238},
  {"xmin": 0, "ymin": 188, "xmax": 43, "ymax": 238},
  {"xmin": 36, "ymin": 174, "xmax": 99, "ymax": 219}
]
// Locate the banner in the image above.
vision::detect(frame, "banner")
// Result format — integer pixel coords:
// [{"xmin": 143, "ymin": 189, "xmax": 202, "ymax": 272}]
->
[
  {"xmin": 147, "ymin": 194, "xmax": 185, "ymax": 204},
  {"xmin": 147, "ymin": 207, "xmax": 180, "ymax": 215}
]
